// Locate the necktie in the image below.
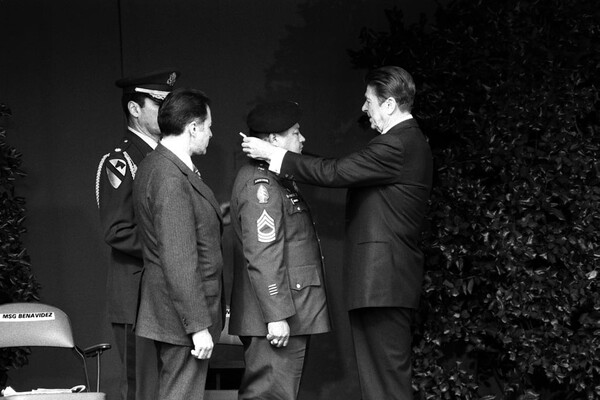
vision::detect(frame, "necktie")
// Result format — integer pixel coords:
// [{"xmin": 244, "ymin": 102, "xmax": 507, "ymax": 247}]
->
[{"xmin": 193, "ymin": 167, "xmax": 202, "ymax": 180}]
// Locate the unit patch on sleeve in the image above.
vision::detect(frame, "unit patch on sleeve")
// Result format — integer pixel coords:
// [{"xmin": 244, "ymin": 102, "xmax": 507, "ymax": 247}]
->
[
  {"xmin": 106, "ymin": 158, "xmax": 128, "ymax": 189},
  {"xmin": 257, "ymin": 210, "xmax": 276, "ymax": 242},
  {"xmin": 254, "ymin": 178, "xmax": 270, "ymax": 185},
  {"xmin": 256, "ymin": 184, "xmax": 270, "ymax": 204}
]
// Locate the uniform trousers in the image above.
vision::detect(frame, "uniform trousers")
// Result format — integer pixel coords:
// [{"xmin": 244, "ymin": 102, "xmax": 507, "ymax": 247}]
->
[
  {"xmin": 154, "ymin": 340, "xmax": 210, "ymax": 400},
  {"xmin": 349, "ymin": 307, "xmax": 414, "ymax": 400},
  {"xmin": 112, "ymin": 323, "xmax": 158, "ymax": 400},
  {"xmin": 238, "ymin": 335, "xmax": 309, "ymax": 400}
]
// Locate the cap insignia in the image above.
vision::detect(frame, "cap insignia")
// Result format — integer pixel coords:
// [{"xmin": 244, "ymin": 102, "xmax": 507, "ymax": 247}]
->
[{"xmin": 167, "ymin": 73, "xmax": 177, "ymax": 86}]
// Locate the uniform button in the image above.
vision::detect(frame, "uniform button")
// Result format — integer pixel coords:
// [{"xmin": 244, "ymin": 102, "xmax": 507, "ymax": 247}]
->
[
  {"xmin": 296, "ymin": 283, "xmax": 301, "ymax": 289},
  {"xmin": 297, "ymin": 207, "xmax": 301, "ymax": 211}
]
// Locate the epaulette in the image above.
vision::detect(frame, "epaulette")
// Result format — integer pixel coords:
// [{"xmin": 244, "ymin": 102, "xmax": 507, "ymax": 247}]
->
[
  {"xmin": 255, "ymin": 161, "xmax": 269, "ymax": 172},
  {"xmin": 110, "ymin": 137, "xmax": 133, "ymax": 155}
]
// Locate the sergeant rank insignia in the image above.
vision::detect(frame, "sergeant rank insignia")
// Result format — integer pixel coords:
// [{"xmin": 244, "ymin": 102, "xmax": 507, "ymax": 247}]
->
[
  {"xmin": 257, "ymin": 210, "xmax": 275, "ymax": 243},
  {"xmin": 106, "ymin": 158, "xmax": 127, "ymax": 189}
]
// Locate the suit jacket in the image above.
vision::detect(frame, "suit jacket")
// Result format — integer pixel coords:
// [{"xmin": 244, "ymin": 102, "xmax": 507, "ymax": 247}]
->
[
  {"xmin": 96, "ymin": 130, "xmax": 151, "ymax": 324},
  {"xmin": 229, "ymin": 161, "xmax": 330, "ymax": 336},
  {"xmin": 133, "ymin": 143, "xmax": 225, "ymax": 345},
  {"xmin": 279, "ymin": 119, "xmax": 433, "ymax": 310}
]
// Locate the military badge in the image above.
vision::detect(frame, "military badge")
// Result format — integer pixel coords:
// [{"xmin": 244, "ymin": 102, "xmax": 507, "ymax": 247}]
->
[
  {"xmin": 257, "ymin": 184, "xmax": 269, "ymax": 204},
  {"xmin": 167, "ymin": 72, "xmax": 177, "ymax": 86},
  {"xmin": 257, "ymin": 210, "xmax": 276, "ymax": 243},
  {"xmin": 106, "ymin": 158, "xmax": 128, "ymax": 189}
]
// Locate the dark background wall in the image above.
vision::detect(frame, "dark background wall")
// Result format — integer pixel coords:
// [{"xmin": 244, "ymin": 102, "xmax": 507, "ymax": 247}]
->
[{"xmin": 0, "ymin": 1, "xmax": 434, "ymax": 398}]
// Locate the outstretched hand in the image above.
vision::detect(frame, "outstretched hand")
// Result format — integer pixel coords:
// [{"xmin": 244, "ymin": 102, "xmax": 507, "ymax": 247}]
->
[{"xmin": 240, "ymin": 134, "xmax": 277, "ymax": 162}]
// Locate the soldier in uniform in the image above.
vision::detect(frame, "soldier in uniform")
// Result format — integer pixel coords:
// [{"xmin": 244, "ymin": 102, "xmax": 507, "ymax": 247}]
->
[
  {"xmin": 229, "ymin": 101, "xmax": 331, "ymax": 400},
  {"xmin": 95, "ymin": 69, "xmax": 179, "ymax": 400},
  {"xmin": 241, "ymin": 66, "xmax": 433, "ymax": 400}
]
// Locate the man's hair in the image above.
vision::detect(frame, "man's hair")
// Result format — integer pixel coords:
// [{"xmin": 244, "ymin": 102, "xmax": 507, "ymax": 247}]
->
[
  {"xmin": 365, "ymin": 66, "xmax": 416, "ymax": 113},
  {"xmin": 121, "ymin": 93, "xmax": 152, "ymax": 120},
  {"xmin": 158, "ymin": 88, "xmax": 211, "ymax": 136}
]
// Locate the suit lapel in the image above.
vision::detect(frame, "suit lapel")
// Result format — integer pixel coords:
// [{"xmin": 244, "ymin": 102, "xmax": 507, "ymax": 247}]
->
[
  {"xmin": 188, "ymin": 173, "xmax": 223, "ymax": 224},
  {"xmin": 155, "ymin": 144, "xmax": 223, "ymax": 223}
]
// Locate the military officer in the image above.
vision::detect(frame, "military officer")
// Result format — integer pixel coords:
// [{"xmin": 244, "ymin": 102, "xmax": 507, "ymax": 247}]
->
[
  {"xmin": 229, "ymin": 101, "xmax": 331, "ymax": 400},
  {"xmin": 95, "ymin": 68, "xmax": 179, "ymax": 400}
]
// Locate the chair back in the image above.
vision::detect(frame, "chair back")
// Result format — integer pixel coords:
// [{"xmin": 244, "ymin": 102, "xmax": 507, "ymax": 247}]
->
[{"xmin": 0, "ymin": 302, "xmax": 75, "ymax": 348}]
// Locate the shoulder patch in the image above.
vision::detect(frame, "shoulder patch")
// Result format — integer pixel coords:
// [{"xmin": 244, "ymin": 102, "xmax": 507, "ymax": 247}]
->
[
  {"xmin": 106, "ymin": 158, "xmax": 128, "ymax": 189},
  {"xmin": 254, "ymin": 178, "xmax": 270, "ymax": 185},
  {"xmin": 257, "ymin": 184, "xmax": 269, "ymax": 204}
]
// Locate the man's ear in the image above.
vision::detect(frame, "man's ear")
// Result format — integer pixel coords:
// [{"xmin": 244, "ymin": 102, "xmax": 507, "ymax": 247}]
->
[
  {"xmin": 127, "ymin": 101, "xmax": 141, "ymax": 117},
  {"xmin": 268, "ymin": 133, "xmax": 278, "ymax": 144},
  {"xmin": 185, "ymin": 120, "xmax": 197, "ymax": 137},
  {"xmin": 385, "ymin": 97, "xmax": 397, "ymax": 115}
]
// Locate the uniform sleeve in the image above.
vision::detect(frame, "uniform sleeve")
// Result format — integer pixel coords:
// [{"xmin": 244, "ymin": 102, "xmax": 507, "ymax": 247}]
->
[
  {"xmin": 97, "ymin": 152, "xmax": 143, "ymax": 259},
  {"xmin": 280, "ymin": 136, "xmax": 404, "ymax": 188},
  {"xmin": 237, "ymin": 178, "xmax": 295, "ymax": 323}
]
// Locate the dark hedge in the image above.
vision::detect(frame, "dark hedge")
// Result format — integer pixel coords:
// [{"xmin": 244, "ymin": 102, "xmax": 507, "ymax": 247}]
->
[
  {"xmin": 349, "ymin": 0, "xmax": 599, "ymax": 398},
  {"xmin": 0, "ymin": 104, "xmax": 40, "ymax": 387}
]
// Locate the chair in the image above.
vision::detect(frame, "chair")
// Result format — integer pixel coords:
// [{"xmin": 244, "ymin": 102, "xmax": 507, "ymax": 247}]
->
[
  {"xmin": 205, "ymin": 306, "xmax": 244, "ymax": 400},
  {"xmin": 0, "ymin": 302, "xmax": 111, "ymax": 399}
]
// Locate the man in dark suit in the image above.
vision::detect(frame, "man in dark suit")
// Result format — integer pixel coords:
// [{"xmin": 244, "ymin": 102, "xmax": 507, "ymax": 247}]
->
[
  {"xmin": 229, "ymin": 101, "xmax": 330, "ymax": 399},
  {"xmin": 95, "ymin": 68, "xmax": 178, "ymax": 400},
  {"xmin": 133, "ymin": 88, "xmax": 224, "ymax": 400},
  {"xmin": 241, "ymin": 66, "xmax": 433, "ymax": 400}
]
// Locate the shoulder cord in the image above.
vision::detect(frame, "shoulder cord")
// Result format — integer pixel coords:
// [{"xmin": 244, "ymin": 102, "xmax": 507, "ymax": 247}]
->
[
  {"xmin": 123, "ymin": 151, "xmax": 137, "ymax": 180},
  {"xmin": 95, "ymin": 153, "xmax": 109, "ymax": 209}
]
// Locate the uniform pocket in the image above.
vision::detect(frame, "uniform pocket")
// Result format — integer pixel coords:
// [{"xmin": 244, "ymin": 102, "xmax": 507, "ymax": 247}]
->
[{"xmin": 288, "ymin": 264, "xmax": 321, "ymax": 291}]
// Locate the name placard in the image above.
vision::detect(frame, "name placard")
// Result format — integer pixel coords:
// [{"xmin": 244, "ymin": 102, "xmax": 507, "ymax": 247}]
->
[{"xmin": 0, "ymin": 312, "xmax": 55, "ymax": 322}]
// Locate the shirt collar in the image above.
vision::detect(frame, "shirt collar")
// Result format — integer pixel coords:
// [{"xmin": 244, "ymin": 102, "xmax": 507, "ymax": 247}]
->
[
  {"xmin": 160, "ymin": 140, "xmax": 195, "ymax": 173},
  {"xmin": 381, "ymin": 113, "xmax": 413, "ymax": 134},
  {"xmin": 128, "ymin": 127, "xmax": 158, "ymax": 149}
]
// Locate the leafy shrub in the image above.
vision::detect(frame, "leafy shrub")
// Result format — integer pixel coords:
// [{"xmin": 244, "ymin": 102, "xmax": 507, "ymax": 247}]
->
[
  {"xmin": 0, "ymin": 103, "xmax": 40, "ymax": 387},
  {"xmin": 349, "ymin": 0, "xmax": 600, "ymax": 398}
]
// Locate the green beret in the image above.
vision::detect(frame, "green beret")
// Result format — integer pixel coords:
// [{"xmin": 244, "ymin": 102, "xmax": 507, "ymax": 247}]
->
[
  {"xmin": 247, "ymin": 101, "xmax": 302, "ymax": 136},
  {"xmin": 115, "ymin": 68, "xmax": 180, "ymax": 101}
]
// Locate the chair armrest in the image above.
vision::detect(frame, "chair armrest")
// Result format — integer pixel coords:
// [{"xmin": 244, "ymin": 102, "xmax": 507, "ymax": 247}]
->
[{"xmin": 82, "ymin": 343, "xmax": 111, "ymax": 358}]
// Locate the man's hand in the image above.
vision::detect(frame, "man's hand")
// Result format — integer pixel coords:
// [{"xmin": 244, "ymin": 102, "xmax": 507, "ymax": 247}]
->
[
  {"xmin": 190, "ymin": 329, "xmax": 214, "ymax": 359},
  {"xmin": 241, "ymin": 136, "xmax": 277, "ymax": 162},
  {"xmin": 266, "ymin": 320, "xmax": 290, "ymax": 348}
]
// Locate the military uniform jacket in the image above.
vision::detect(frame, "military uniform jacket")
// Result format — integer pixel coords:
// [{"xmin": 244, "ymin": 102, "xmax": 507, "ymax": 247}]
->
[
  {"xmin": 229, "ymin": 161, "xmax": 330, "ymax": 336},
  {"xmin": 133, "ymin": 144, "xmax": 225, "ymax": 346},
  {"xmin": 96, "ymin": 130, "xmax": 151, "ymax": 324},
  {"xmin": 279, "ymin": 119, "xmax": 433, "ymax": 311}
]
